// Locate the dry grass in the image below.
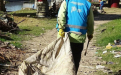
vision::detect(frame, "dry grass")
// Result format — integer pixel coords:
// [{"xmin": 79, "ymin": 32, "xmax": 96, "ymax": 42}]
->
[{"xmin": 104, "ymin": 8, "xmax": 121, "ymax": 14}]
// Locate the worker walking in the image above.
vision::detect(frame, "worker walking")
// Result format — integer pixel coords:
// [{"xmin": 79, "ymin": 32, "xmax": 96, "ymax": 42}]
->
[
  {"xmin": 33, "ymin": 4, "xmax": 35, "ymax": 9},
  {"xmin": 56, "ymin": 0, "xmax": 94, "ymax": 74},
  {"xmin": 100, "ymin": 0, "xmax": 106, "ymax": 13}
]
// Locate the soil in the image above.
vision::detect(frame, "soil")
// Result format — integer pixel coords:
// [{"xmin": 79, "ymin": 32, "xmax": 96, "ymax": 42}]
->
[{"xmin": 0, "ymin": 8, "xmax": 121, "ymax": 75}]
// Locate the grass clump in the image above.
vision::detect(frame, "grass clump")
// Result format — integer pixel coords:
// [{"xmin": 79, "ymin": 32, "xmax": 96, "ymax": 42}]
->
[{"xmin": 10, "ymin": 41, "xmax": 22, "ymax": 48}]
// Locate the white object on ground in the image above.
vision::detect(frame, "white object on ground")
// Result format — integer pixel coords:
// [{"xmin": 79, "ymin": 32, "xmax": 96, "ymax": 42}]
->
[
  {"xmin": 110, "ymin": 50, "xmax": 115, "ymax": 54},
  {"xmin": 103, "ymin": 51, "xmax": 107, "ymax": 54},
  {"xmin": 96, "ymin": 65, "xmax": 105, "ymax": 69},
  {"xmin": 80, "ymin": 65, "xmax": 95, "ymax": 69},
  {"xmin": 114, "ymin": 54, "xmax": 121, "ymax": 58}
]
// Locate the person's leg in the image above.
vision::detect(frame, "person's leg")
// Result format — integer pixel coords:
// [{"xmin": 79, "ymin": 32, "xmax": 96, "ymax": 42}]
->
[
  {"xmin": 100, "ymin": 5, "xmax": 103, "ymax": 10},
  {"xmin": 101, "ymin": 6, "xmax": 106, "ymax": 13},
  {"xmin": 70, "ymin": 42, "xmax": 84, "ymax": 74}
]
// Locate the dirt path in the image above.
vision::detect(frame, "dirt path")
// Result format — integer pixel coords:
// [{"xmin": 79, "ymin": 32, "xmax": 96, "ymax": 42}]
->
[{"xmin": 22, "ymin": 28, "xmax": 57, "ymax": 58}]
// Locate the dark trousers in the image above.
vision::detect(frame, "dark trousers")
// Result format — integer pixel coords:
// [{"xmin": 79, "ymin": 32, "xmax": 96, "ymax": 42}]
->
[{"xmin": 70, "ymin": 42, "xmax": 84, "ymax": 74}]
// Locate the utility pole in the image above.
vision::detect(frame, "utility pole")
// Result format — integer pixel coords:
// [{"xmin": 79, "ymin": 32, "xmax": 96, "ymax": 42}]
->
[{"xmin": 35, "ymin": 0, "xmax": 37, "ymax": 9}]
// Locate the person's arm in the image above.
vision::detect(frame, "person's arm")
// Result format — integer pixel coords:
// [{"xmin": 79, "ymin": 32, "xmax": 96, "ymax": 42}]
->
[
  {"xmin": 57, "ymin": 0, "xmax": 67, "ymax": 29},
  {"xmin": 87, "ymin": 7, "xmax": 94, "ymax": 35}
]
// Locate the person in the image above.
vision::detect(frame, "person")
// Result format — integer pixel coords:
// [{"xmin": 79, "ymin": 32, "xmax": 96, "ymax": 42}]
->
[
  {"xmin": 56, "ymin": 0, "xmax": 94, "ymax": 74},
  {"xmin": 33, "ymin": 4, "xmax": 35, "ymax": 9},
  {"xmin": 100, "ymin": 0, "xmax": 106, "ymax": 13}
]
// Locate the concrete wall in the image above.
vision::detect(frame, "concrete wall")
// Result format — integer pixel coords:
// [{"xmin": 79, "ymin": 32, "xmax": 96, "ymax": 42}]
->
[
  {"xmin": 23, "ymin": 2, "xmax": 34, "ymax": 9},
  {"xmin": 34, "ymin": 0, "xmax": 63, "ymax": 9}
]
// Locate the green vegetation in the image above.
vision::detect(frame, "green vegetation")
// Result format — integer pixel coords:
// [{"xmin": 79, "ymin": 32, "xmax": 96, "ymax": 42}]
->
[
  {"xmin": 96, "ymin": 47, "xmax": 121, "ymax": 74},
  {"xmin": 0, "ymin": 9, "xmax": 57, "ymax": 48},
  {"xmin": 9, "ymin": 9, "xmax": 36, "ymax": 14},
  {"xmin": 96, "ymin": 19, "xmax": 121, "ymax": 46},
  {"xmin": 96, "ymin": 18, "xmax": 121, "ymax": 74},
  {"xmin": 96, "ymin": 71, "xmax": 108, "ymax": 75},
  {"xmin": 11, "ymin": 41, "xmax": 22, "ymax": 48}
]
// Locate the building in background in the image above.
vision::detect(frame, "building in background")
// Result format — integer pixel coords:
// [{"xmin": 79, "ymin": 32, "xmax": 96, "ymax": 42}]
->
[{"xmin": 5, "ymin": 0, "xmax": 64, "ymax": 12}]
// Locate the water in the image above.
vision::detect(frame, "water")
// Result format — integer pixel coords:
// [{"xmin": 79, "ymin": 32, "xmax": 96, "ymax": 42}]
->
[
  {"xmin": 5, "ymin": 2, "xmax": 34, "ymax": 12},
  {"xmin": 5, "ymin": 2, "xmax": 24, "ymax": 11},
  {"xmin": 5, "ymin": 1, "xmax": 58, "ymax": 12}
]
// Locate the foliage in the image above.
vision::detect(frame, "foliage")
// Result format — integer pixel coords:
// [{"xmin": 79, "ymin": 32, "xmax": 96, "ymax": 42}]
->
[
  {"xmin": 96, "ymin": 19, "xmax": 121, "ymax": 46},
  {"xmin": 95, "ymin": 17, "xmax": 121, "ymax": 74}
]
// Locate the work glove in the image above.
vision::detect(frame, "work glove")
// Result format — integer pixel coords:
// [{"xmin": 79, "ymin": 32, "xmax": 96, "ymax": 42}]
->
[
  {"xmin": 59, "ymin": 29, "xmax": 65, "ymax": 37},
  {"xmin": 87, "ymin": 34, "xmax": 93, "ymax": 41}
]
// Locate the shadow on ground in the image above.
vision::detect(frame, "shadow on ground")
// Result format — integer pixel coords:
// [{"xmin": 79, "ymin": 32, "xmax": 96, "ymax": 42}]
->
[
  {"xmin": 0, "ymin": 35, "xmax": 13, "ymax": 40},
  {"xmin": 12, "ymin": 13, "xmax": 36, "ymax": 17},
  {"xmin": 94, "ymin": 14, "xmax": 121, "ymax": 21}
]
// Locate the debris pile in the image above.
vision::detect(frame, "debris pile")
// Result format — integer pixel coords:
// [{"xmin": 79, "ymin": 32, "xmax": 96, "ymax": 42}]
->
[
  {"xmin": 0, "ymin": 14, "xmax": 20, "ymax": 33},
  {"xmin": 0, "ymin": 41, "xmax": 25, "ymax": 63},
  {"xmin": 0, "ymin": 40, "xmax": 26, "ymax": 74}
]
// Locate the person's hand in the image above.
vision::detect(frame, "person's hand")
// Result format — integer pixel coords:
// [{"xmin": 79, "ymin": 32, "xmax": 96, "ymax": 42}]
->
[
  {"xmin": 87, "ymin": 34, "xmax": 93, "ymax": 41},
  {"xmin": 59, "ymin": 29, "xmax": 65, "ymax": 37}
]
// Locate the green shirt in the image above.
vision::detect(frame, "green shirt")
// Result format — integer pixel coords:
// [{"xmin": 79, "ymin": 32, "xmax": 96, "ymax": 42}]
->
[{"xmin": 57, "ymin": 0, "xmax": 94, "ymax": 43}]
